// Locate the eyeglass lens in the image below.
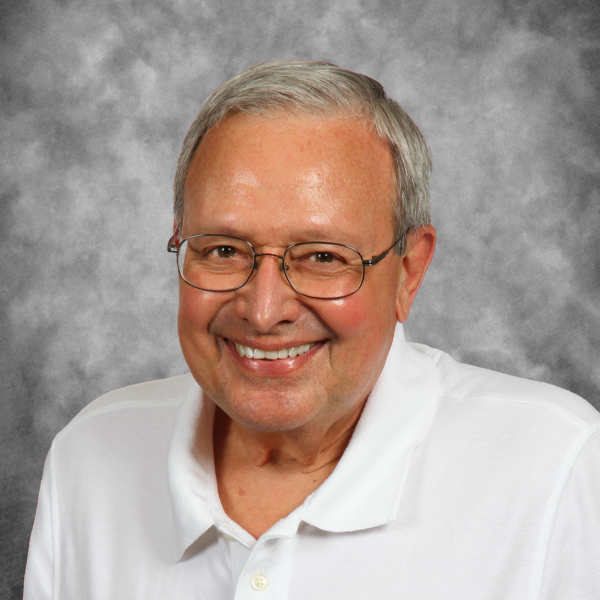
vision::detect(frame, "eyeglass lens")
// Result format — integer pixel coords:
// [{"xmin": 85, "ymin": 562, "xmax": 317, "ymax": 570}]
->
[{"xmin": 177, "ymin": 235, "xmax": 364, "ymax": 299}]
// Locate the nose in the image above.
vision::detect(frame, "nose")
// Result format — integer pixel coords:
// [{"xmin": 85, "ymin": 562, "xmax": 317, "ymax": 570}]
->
[{"xmin": 234, "ymin": 253, "xmax": 301, "ymax": 333}]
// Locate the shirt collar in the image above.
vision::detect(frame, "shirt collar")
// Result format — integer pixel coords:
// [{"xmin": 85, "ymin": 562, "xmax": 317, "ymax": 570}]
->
[
  {"xmin": 167, "ymin": 378, "xmax": 214, "ymax": 561},
  {"xmin": 301, "ymin": 323, "xmax": 438, "ymax": 531},
  {"xmin": 167, "ymin": 323, "xmax": 438, "ymax": 560}
]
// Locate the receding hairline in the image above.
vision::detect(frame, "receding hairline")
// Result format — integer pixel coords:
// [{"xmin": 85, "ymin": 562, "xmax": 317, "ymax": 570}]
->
[
  {"xmin": 181, "ymin": 108, "xmax": 399, "ymax": 232},
  {"xmin": 183, "ymin": 101, "xmax": 380, "ymax": 179}
]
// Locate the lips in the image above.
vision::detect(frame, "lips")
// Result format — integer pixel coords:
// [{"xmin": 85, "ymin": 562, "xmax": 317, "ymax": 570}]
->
[{"xmin": 234, "ymin": 342, "xmax": 316, "ymax": 360}]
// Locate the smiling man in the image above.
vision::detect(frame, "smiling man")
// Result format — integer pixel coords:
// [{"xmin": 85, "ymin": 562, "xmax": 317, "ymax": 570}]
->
[
  {"xmin": 25, "ymin": 61, "xmax": 600, "ymax": 599},
  {"xmin": 174, "ymin": 109, "xmax": 432, "ymax": 539}
]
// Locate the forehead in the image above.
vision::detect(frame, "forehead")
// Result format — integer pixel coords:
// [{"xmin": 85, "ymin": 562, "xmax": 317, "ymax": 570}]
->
[{"xmin": 183, "ymin": 112, "xmax": 396, "ymax": 245}]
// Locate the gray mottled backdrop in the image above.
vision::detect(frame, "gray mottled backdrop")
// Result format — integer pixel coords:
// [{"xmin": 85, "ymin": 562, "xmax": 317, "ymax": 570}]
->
[{"xmin": 1, "ymin": 0, "xmax": 599, "ymax": 596}]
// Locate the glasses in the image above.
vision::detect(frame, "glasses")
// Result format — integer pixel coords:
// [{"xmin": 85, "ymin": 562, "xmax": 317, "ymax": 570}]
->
[{"xmin": 168, "ymin": 234, "xmax": 399, "ymax": 300}]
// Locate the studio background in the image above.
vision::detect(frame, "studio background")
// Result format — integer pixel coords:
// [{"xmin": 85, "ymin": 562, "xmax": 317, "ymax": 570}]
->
[{"xmin": 1, "ymin": 0, "xmax": 599, "ymax": 597}]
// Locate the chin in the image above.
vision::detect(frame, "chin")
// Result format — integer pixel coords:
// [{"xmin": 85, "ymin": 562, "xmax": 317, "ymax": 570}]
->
[{"xmin": 219, "ymin": 389, "xmax": 322, "ymax": 433}]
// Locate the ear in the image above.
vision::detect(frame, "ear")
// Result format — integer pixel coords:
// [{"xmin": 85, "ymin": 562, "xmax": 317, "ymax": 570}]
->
[{"xmin": 396, "ymin": 225, "xmax": 436, "ymax": 323}]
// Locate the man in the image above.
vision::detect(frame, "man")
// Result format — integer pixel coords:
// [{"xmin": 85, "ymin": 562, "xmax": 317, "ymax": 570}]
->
[{"xmin": 25, "ymin": 61, "xmax": 600, "ymax": 599}]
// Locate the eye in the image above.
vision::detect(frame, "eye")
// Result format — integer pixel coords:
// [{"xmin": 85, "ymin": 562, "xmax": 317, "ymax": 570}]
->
[
  {"xmin": 310, "ymin": 252, "xmax": 336, "ymax": 263},
  {"xmin": 213, "ymin": 246, "xmax": 237, "ymax": 258}
]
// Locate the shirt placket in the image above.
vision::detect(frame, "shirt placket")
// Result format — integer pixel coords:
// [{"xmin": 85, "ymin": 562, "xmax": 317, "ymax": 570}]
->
[{"xmin": 232, "ymin": 534, "xmax": 295, "ymax": 600}]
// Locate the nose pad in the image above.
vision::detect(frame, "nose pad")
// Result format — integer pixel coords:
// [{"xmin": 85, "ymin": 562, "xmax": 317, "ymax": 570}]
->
[{"xmin": 251, "ymin": 253, "xmax": 288, "ymax": 280}]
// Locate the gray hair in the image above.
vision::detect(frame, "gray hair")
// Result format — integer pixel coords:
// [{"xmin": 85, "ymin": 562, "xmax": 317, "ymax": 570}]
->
[{"xmin": 173, "ymin": 60, "xmax": 431, "ymax": 254}]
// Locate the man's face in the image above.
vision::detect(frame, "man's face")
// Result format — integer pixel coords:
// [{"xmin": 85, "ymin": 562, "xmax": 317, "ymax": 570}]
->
[{"xmin": 178, "ymin": 112, "xmax": 405, "ymax": 433}]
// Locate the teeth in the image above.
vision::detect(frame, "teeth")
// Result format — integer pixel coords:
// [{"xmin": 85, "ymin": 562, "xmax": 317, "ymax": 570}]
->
[{"xmin": 234, "ymin": 342, "xmax": 314, "ymax": 360}]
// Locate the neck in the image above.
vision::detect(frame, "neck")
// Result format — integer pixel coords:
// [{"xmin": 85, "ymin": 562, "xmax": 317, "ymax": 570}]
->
[{"xmin": 213, "ymin": 399, "xmax": 365, "ymax": 474}]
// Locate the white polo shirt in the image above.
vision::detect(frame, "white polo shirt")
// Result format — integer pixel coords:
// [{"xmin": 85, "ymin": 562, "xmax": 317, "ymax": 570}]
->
[{"xmin": 24, "ymin": 325, "xmax": 600, "ymax": 599}]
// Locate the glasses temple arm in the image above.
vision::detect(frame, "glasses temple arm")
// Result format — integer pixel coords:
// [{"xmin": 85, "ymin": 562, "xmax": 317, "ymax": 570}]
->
[{"xmin": 362, "ymin": 238, "xmax": 401, "ymax": 267}]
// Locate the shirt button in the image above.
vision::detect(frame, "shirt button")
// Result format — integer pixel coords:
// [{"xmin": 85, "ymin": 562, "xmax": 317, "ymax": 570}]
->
[{"xmin": 251, "ymin": 574, "xmax": 269, "ymax": 591}]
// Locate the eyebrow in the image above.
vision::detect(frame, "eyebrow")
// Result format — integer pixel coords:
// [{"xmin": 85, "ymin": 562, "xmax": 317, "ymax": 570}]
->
[{"xmin": 188, "ymin": 226, "xmax": 361, "ymax": 247}]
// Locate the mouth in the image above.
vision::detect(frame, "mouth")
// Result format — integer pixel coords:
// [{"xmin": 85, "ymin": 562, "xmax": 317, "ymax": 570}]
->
[{"xmin": 233, "ymin": 342, "xmax": 316, "ymax": 360}]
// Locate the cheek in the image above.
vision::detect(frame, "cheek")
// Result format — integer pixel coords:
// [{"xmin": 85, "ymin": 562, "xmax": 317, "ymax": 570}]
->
[
  {"xmin": 179, "ymin": 286, "xmax": 205, "ymax": 331},
  {"xmin": 177, "ymin": 286, "xmax": 226, "ymax": 346},
  {"xmin": 315, "ymin": 291, "xmax": 395, "ymax": 347}
]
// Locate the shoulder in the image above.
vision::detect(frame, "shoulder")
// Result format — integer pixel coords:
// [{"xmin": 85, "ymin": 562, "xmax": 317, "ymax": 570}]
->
[
  {"xmin": 52, "ymin": 373, "xmax": 194, "ymax": 456},
  {"xmin": 38, "ymin": 375, "xmax": 196, "ymax": 551},
  {"xmin": 406, "ymin": 344, "xmax": 600, "ymax": 517},
  {"xmin": 410, "ymin": 342, "xmax": 600, "ymax": 432},
  {"xmin": 66, "ymin": 373, "xmax": 194, "ymax": 427}
]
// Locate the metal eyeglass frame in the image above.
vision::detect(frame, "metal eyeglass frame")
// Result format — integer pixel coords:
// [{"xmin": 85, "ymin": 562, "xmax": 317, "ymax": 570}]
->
[{"xmin": 167, "ymin": 233, "xmax": 401, "ymax": 300}]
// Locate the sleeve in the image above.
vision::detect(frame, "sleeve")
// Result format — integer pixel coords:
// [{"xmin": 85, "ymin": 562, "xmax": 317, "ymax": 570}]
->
[
  {"xmin": 23, "ymin": 447, "xmax": 56, "ymax": 600},
  {"xmin": 540, "ymin": 431, "xmax": 600, "ymax": 600}
]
